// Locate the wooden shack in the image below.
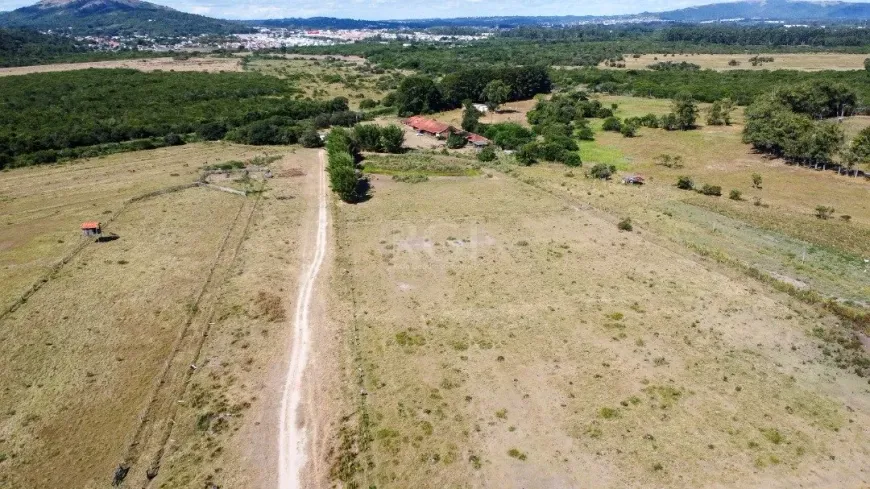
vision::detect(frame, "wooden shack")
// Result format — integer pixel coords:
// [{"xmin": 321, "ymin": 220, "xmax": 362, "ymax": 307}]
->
[{"xmin": 81, "ymin": 221, "xmax": 102, "ymax": 237}]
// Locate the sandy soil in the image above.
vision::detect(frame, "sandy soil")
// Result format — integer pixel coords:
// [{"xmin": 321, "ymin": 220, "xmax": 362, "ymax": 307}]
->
[
  {"xmin": 598, "ymin": 53, "xmax": 870, "ymax": 72},
  {"xmin": 0, "ymin": 57, "xmax": 242, "ymax": 77}
]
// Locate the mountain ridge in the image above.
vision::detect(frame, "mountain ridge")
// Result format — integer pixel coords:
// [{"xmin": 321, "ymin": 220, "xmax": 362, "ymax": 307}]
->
[{"xmin": 0, "ymin": 0, "xmax": 252, "ymax": 36}]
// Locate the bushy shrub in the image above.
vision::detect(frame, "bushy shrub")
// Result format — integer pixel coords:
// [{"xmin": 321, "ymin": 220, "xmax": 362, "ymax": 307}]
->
[
  {"xmin": 359, "ymin": 98, "xmax": 378, "ymax": 109},
  {"xmin": 620, "ymin": 123, "xmax": 638, "ymax": 137},
  {"xmin": 446, "ymin": 132, "xmax": 467, "ymax": 149},
  {"xmin": 380, "ymin": 124, "xmax": 405, "ymax": 154},
  {"xmin": 163, "ymin": 133, "xmax": 184, "ymax": 146},
  {"xmin": 576, "ymin": 125, "xmax": 595, "ymax": 140},
  {"xmin": 618, "ymin": 217, "xmax": 633, "ymax": 231},
  {"xmin": 561, "ymin": 152, "xmax": 582, "ymax": 167},
  {"xmin": 602, "ymin": 117, "xmax": 622, "ymax": 132},
  {"xmin": 676, "ymin": 176, "xmax": 694, "ymax": 190},
  {"xmin": 477, "ymin": 146, "xmax": 496, "ymax": 162},
  {"xmin": 729, "ymin": 189, "xmax": 742, "ymax": 200},
  {"xmin": 353, "ymin": 124, "xmax": 383, "ymax": 152},
  {"xmin": 197, "ymin": 122, "xmax": 227, "ymax": 141},
  {"xmin": 589, "ymin": 163, "xmax": 616, "ymax": 179},
  {"xmin": 325, "ymin": 128, "xmax": 368, "ymax": 203},
  {"xmin": 815, "ymin": 205, "xmax": 835, "ymax": 219},
  {"xmin": 699, "ymin": 184, "xmax": 722, "ymax": 196},
  {"xmin": 300, "ymin": 128, "xmax": 323, "ymax": 148},
  {"xmin": 516, "ymin": 143, "xmax": 538, "ymax": 165},
  {"xmin": 483, "ymin": 123, "xmax": 535, "ymax": 150}
]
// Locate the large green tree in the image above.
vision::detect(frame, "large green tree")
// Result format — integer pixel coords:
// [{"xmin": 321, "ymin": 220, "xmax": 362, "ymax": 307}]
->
[
  {"xmin": 394, "ymin": 76, "xmax": 443, "ymax": 116},
  {"xmin": 482, "ymin": 80, "xmax": 511, "ymax": 112},
  {"xmin": 461, "ymin": 101, "xmax": 482, "ymax": 132},
  {"xmin": 670, "ymin": 95, "xmax": 699, "ymax": 130}
]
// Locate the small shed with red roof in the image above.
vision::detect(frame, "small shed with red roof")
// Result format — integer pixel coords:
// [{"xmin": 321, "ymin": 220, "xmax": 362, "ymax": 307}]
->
[{"xmin": 81, "ymin": 221, "xmax": 102, "ymax": 237}]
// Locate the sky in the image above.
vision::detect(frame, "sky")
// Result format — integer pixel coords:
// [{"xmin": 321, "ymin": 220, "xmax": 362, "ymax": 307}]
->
[{"xmin": 0, "ymin": 0, "xmax": 862, "ymax": 20}]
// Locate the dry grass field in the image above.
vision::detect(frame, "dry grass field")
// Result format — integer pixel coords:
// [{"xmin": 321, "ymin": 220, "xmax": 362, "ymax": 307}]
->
[
  {"xmin": 327, "ymin": 167, "xmax": 870, "ymax": 489},
  {"xmin": 599, "ymin": 53, "xmax": 870, "ymax": 71},
  {"xmin": 432, "ymin": 99, "xmax": 539, "ymax": 128},
  {"xmin": 244, "ymin": 57, "xmax": 404, "ymax": 108},
  {"xmin": 0, "ymin": 144, "xmax": 322, "ymax": 489},
  {"xmin": 0, "ymin": 56, "xmax": 242, "ymax": 77},
  {"xmin": 1, "ymin": 81, "xmax": 868, "ymax": 489},
  {"xmin": 0, "ymin": 143, "xmax": 281, "ymax": 311}
]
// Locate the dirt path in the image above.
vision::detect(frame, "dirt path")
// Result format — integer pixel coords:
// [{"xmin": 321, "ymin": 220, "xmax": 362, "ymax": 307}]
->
[{"xmin": 278, "ymin": 150, "xmax": 328, "ymax": 489}]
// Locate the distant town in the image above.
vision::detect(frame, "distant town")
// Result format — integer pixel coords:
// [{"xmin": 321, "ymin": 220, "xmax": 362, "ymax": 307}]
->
[{"xmin": 53, "ymin": 27, "xmax": 496, "ymax": 52}]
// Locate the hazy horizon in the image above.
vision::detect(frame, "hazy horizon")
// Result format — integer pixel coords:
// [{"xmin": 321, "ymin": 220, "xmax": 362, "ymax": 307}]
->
[{"xmin": 3, "ymin": 0, "xmax": 866, "ymax": 21}]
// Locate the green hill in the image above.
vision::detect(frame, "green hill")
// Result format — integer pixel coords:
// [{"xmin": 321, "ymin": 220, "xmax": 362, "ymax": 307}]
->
[{"xmin": 0, "ymin": 0, "xmax": 253, "ymax": 37}]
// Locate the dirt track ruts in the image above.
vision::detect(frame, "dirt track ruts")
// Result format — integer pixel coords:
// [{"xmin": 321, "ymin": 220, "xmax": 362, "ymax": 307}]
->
[{"xmin": 279, "ymin": 150, "xmax": 328, "ymax": 489}]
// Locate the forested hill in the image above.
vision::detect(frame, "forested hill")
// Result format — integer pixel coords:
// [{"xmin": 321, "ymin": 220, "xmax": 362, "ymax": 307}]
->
[
  {"xmin": 0, "ymin": 0, "xmax": 253, "ymax": 36},
  {"xmin": 0, "ymin": 28, "xmax": 87, "ymax": 66},
  {"xmin": 658, "ymin": 0, "xmax": 870, "ymax": 22}
]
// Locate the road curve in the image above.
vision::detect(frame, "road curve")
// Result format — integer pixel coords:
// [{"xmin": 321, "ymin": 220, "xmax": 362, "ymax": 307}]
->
[{"xmin": 278, "ymin": 150, "xmax": 328, "ymax": 489}]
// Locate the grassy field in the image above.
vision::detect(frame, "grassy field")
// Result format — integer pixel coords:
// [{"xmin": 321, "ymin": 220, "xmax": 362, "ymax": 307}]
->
[
  {"xmin": 0, "ymin": 144, "xmax": 318, "ymax": 488},
  {"xmin": 533, "ymin": 95, "xmax": 870, "ymax": 305},
  {"xmin": 328, "ymin": 163, "xmax": 870, "ymax": 488},
  {"xmin": 601, "ymin": 53, "xmax": 870, "ymax": 72},
  {"xmin": 0, "ymin": 57, "xmax": 242, "ymax": 77},
  {"xmin": 363, "ymin": 153, "xmax": 482, "ymax": 177},
  {"xmin": 244, "ymin": 56, "xmax": 404, "ymax": 108}
]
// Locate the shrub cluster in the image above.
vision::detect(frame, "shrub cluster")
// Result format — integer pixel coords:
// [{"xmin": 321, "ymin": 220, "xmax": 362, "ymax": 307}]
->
[
  {"xmin": 352, "ymin": 124, "xmax": 405, "ymax": 153},
  {"xmin": 326, "ymin": 128, "xmax": 368, "ymax": 203},
  {"xmin": 743, "ymin": 81, "xmax": 853, "ymax": 166}
]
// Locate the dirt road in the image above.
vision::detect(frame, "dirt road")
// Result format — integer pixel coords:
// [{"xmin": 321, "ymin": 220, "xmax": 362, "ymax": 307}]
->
[{"xmin": 278, "ymin": 150, "xmax": 328, "ymax": 489}]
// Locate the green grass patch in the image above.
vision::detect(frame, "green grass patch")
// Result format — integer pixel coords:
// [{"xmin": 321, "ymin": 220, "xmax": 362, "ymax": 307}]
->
[
  {"xmin": 363, "ymin": 154, "xmax": 481, "ymax": 177},
  {"xmin": 579, "ymin": 140, "xmax": 630, "ymax": 170}
]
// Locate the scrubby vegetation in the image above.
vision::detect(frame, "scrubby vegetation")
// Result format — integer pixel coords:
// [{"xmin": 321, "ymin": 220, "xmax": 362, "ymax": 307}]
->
[{"xmin": 743, "ymin": 81, "xmax": 853, "ymax": 166}]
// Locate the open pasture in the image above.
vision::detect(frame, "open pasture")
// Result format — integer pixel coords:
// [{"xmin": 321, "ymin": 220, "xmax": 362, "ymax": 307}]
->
[
  {"xmin": 601, "ymin": 53, "xmax": 870, "ymax": 72},
  {"xmin": 0, "ymin": 56, "xmax": 242, "ymax": 77},
  {"xmin": 244, "ymin": 57, "xmax": 403, "ymax": 108},
  {"xmin": 519, "ymin": 94, "xmax": 870, "ymax": 305},
  {"xmin": 0, "ymin": 143, "xmax": 307, "ymax": 488},
  {"xmin": 0, "ymin": 143, "xmax": 281, "ymax": 310},
  {"xmin": 329, "ymin": 164, "xmax": 870, "ymax": 489}
]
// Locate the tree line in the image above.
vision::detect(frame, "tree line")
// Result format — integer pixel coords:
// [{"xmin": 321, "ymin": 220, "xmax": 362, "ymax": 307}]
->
[
  {"xmin": 743, "ymin": 81, "xmax": 870, "ymax": 173},
  {"xmin": 552, "ymin": 67, "xmax": 870, "ymax": 106},
  {"xmin": 325, "ymin": 128, "xmax": 369, "ymax": 203},
  {"xmin": 391, "ymin": 65, "xmax": 551, "ymax": 116}
]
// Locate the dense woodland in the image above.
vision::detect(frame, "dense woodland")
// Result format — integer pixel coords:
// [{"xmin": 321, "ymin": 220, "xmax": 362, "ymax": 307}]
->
[
  {"xmin": 0, "ymin": 69, "xmax": 354, "ymax": 167},
  {"xmin": 0, "ymin": 28, "xmax": 91, "ymax": 67}
]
